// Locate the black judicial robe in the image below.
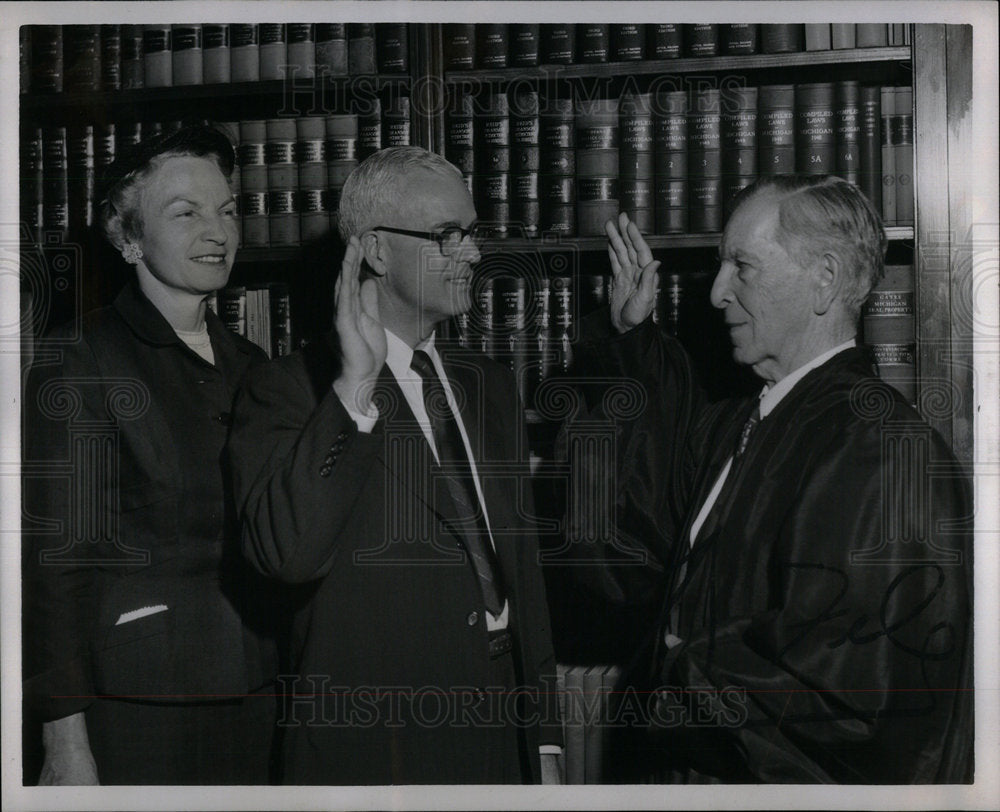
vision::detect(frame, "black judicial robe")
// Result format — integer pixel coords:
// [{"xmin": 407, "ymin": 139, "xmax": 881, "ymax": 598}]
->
[{"xmin": 652, "ymin": 345, "xmax": 973, "ymax": 783}]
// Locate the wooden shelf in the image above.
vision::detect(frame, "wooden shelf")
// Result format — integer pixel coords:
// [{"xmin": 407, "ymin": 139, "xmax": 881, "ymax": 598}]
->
[
  {"xmin": 19, "ymin": 75, "xmax": 410, "ymax": 117},
  {"xmin": 235, "ymin": 227, "xmax": 914, "ymax": 264},
  {"xmin": 444, "ymin": 46, "xmax": 911, "ymax": 83}
]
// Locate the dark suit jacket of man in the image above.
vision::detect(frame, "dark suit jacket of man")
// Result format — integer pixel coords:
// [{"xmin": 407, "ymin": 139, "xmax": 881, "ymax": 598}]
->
[
  {"xmin": 227, "ymin": 333, "xmax": 560, "ymax": 784},
  {"xmin": 651, "ymin": 345, "xmax": 973, "ymax": 783}
]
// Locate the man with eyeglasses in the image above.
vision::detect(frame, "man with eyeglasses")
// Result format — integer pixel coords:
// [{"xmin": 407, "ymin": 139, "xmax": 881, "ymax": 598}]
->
[{"xmin": 227, "ymin": 147, "xmax": 561, "ymax": 785}]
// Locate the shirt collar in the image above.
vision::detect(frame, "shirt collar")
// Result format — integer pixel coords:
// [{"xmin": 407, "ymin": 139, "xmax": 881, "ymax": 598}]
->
[
  {"xmin": 758, "ymin": 339, "xmax": 857, "ymax": 417},
  {"xmin": 384, "ymin": 328, "xmax": 438, "ymax": 380}
]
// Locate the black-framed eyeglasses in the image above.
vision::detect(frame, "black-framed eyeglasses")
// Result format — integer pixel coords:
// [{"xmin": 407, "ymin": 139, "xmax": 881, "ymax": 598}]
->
[{"xmin": 373, "ymin": 223, "xmax": 484, "ymax": 256}]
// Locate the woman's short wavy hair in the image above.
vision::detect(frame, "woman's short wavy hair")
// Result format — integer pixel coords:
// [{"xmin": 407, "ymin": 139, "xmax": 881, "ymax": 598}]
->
[
  {"xmin": 97, "ymin": 124, "xmax": 235, "ymax": 249},
  {"xmin": 337, "ymin": 146, "xmax": 463, "ymax": 242},
  {"xmin": 728, "ymin": 175, "xmax": 889, "ymax": 317}
]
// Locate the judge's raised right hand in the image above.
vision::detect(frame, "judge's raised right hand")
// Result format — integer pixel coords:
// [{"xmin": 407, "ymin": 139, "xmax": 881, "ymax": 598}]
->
[
  {"xmin": 332, "ymin": 236, "xmax": 387, "ymax": 413},
  {"xmin": 605, "ymin": 212, "xmax": 660, "ymax": 334}
]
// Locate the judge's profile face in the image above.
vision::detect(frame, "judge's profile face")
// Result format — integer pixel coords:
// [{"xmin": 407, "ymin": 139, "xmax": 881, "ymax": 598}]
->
[
  {"xmin": 710, "ymin": 191, "xmax": 818, "ymax": 382},
  {"xmin": 135, "ymin": 154, "xmax": 239, "ymax": 296},
  {"xmin": 380, "ymin": 167, "xmax": 481, "ymax": 326}
]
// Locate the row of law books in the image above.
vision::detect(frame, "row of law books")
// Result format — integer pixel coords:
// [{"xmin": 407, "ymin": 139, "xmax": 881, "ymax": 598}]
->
[
  {"xmin": 454, "ymin": 262, "xmax": 916, "ymax": 407},
  {"xmin": 222, "ymin": 110, "xmax": 409, "ymax": 248},
  {"xmin": 442, "ymin": 23, "xmax": 909, "ymax": 70},
  {"xmin": 556, "ymin": 664, "xmax": 621, "ymax": 784},
  {"xmin": 19, "ymin": 107, "xmax": 412, "ymax": 245},
  {"xmin": 22, "ymin": 23, "xmax": 413, "ymax": 94},
  {"xmin": 206, "ymin": 283, "xmax": 294, "ymax": 359},
  {"xmin": 446, "ymin": 81, "xmax": 913, "ymax": 238}
]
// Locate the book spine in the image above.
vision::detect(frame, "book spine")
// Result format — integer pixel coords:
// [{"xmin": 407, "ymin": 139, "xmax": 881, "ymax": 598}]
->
[
  {"xmin": 653, "ymin": 89, "xmax": 688, "ymax": 234},
  {"xmin": 63, "ymin": 25, "xmax": 101, "ymax": 92},
  {"xmin": 474, "ymin": 91, "xmax": 511, "ymax": 237},
  {"xmin": 476, "ymin": 24, "xmax": 509, "ymax": 69},
  {"xmin": 143, "ymin": 24, "xmax": 172, "ymax": 88},
  {"xmin": 297, "ymin": 116, "xmax": 329, "ymax": 242},
  {"xmin": 893, "ymin": 86, "xmax": 914, "ymax": 226},
  {"xmin": 230, "ymin": 24, "xmax": 260, "ymax": 82},
  {"xmin": 760, "ymin": 24, "xmax": 803, "ymax": 54},
  {"xmin": 266, "ymin": 118, "xmax": 299, "ymax": 246},
  {"xmin": 375, "ymin": 23, "xmax": 408, "ymax": 73},
  {"xmin": 260, "ymin": 287, "xmax": 272, "ymax": 359},
  {"xmin": 880, "ymin": 86, "xmax": 897, "ymax": 225},
  {"xmin": 722, "ymin": 86, "xmax": 758, "ymax": 215},
  {"xmin": 831, "ymin": 23, "xmax": 856, "ymax": 50},
  {"xmin": 835, "ymin": 81, "xmax": 862, "ymax": 185},
  {"xmin": 552, "ymin": 275, "xmax": 573, "ymax": 372},
  {"xmin": 859, "ymin": 85, "xmax": 882, "ymax": 211},
  {"xmin": 21, "ymin": 127, "xmax": 44, "ymax": 241},
  {"xmin": 511, "ymin": 90, "xmax": 541, "ymax": 238},
  {"xmin": 795, "ymin": 83, "xmax": 836, "ymax": 175},
  {"xmin": 246, "ymin": 288, "xmax": 261, "ymax": 354},
  {"xmin": 202, "ymin": 24, "xmax": 230, "ymax": 84},
  {"xmin": 383, "ymin": 96, "xmax": 411, "ymax": 147},
  {"xmin": 348, "ymin": 24, "xmax": 376, "ymax": 74},
  {"xmin": 121, "ymin": 25, "xmax": 144, "ymax": 89},
  {"xmin": 855, "ymin": 24, "xmax": 888, "ymax": 48},
  {"xmin": 541, "ymin": 24, "xmax": 575, "ymax": 64},
  {"xmin": 804, "ymin": 24, "xmax": 831, "ymax": 51},
  {"xmin": 524, "ymin": 276, "xmax": 552, "ymax": 406},
  {"xmin": 259, "ymin": 24, "xmax": 287, "ymax": 81},
  {"xmin": 577, "ymin": 25, "xmax": 610, "ymax": 64},
  {"xmin": 510, "ymin": 24, "xmax": 540, "ymax": 67},
  {"xmin": 564, "ymin": 665, "xmax": 585, "ymax": 784},
  {"xmin": 576, "ymin": 98, "xmax": 619, "ymax": 236},
  {"xmin": 539, "ymin": 96, "xmax": 576, "ymax": 235},
  {"xmin": 688, "ymin": 88, "xmax": 722, "ymax": 232},
  {"xmin": 270, "ymin": 283, "xmax": 294, "ymax": 357},
  {"xmin": 612, "ymin": 24, "xmax": 645, "ymax": 62},
  {"xmin": 648, "ymin": 24, "xmax": 681, "ymax": 59},
  {"xmin": 315, "ymin": 24, "xmax": 348, "ymax": 76},
  {"xmin": 356, "ymin": 97, "xmax": 382, "ymax": 160},
  {"xmin": 863, "ymin": 264, "xmax": 915, "ymax": 402},
  {"xmin": 619, "ymin": 92, "xmax": 653, "ymax": 231},
  {"xmin": 446, "ymin": 91, "xmax": 475, "ymax": 175},
  {"xmin": 42, "ymin": 126, "xmax": 69, "ymax": 236},
  {"xmin": 100, "ymin": 25, "xmax": 122, "ymax": 91},
  {"xmin": 67, "ymin": 124, "xmax": 95, "ymax": 234},
  {"xmin": 172, "ymin": 24, "xmax": 203, "ymax": 86},
  {"xmin": 493, "ymin": 275, "xmax": 528, "ymax": 378},
  {"xmin": 758, "ymin": 84, "xmax": 795, "ymax": 176},
  {"xmin": 583, "ymin": 665, "xmax": 608, "ymax": 784},
  {"xmin": 474, "ymin": 276, "xmax": 496, "ymax": 359},
  {"xmin": 117, "ymin": 121, "xmax": 142, "ymax": 150},
  {"xmin": 287, "ymin": 23, "xmax": 316, "ymax": 80},
  {"xmin": 720, "ymin": 23, "xmax": 759, "ymax": 56},
  {"xmin": 326, "ymin": 114, "xmax": 359, "ymax": 227},
  {"xmin": 31, "ymin": 26, "xmax": 63, "ymax": 94},
  {"xmin": 238, "ymin": 119, "xmax": 269, "ymax": 247},
  {"xmin": 443, "ymin": 23, "xmax": 475, "ymax": 69},
  {"xmin": 684, "ymin": 24, "xmax": 718, "ymax": 58},
  {"xmin": 220, "ymin": 286, "xmax": 247, "ymax": 336}
]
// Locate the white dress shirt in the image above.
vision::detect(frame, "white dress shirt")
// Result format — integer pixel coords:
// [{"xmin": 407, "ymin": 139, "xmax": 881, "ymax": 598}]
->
[
  {"xmin": 338, "ymin": 329, "xmax": 509, "ymax": 630},
  {"xmin": 687, "ymin": 339, "xmax": 857, "ymax": 546}
]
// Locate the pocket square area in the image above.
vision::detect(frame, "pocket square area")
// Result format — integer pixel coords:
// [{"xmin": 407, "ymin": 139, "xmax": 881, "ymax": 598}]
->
[{"xmin": 115, "ymin": 604, "xmax": 169, "ymax": 626}]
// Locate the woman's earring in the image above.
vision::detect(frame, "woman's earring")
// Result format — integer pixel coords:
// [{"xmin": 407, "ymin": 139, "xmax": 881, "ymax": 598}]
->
[{"xmin": 121, "ymin": 243, "xmax": 143, "ymax": 265}]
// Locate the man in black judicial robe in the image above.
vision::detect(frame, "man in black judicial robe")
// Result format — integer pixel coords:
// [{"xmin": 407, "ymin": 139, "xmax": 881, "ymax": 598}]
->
[{"xmin": 581, "ymin": 176, "xmax": 972, "ymax": 783}]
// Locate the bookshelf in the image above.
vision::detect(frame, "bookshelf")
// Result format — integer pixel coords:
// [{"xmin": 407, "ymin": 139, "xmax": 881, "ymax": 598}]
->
[{"xmin": 19, "ymin": 22, "xmax": 973, "ymax": 463}]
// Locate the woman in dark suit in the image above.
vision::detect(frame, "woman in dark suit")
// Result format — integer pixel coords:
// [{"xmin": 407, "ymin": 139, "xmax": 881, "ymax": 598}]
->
[{"xmin": 22, "ymin": 125, "xmax": 276, "ymax": 785}]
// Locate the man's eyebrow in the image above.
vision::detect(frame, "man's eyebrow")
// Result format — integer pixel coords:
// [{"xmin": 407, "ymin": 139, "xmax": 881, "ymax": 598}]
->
[{"xmin": 161, "ymin": 196, "xmax": 199, "ymax": 210}]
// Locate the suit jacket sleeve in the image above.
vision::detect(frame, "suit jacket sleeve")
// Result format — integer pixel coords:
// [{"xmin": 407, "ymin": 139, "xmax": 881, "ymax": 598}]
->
[
  {"xmin": 22, "ymin": 339, "xmax": 104, "ymax": 721},
  {"xmin": 658, "ymin": 415, "xmax": 973, "ymax": 783},
  {"xmin": 227, "ymin": 355, "xmax": 385, "ymax": 584}
]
